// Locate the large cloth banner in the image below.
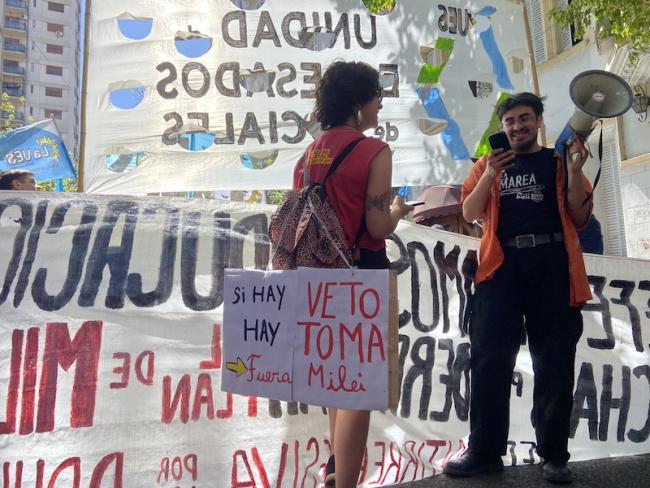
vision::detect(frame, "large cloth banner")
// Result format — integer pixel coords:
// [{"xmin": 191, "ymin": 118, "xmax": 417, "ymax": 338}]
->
[
  {"xmin": 1, "ymin": 192, "xmax": 650, "ymax": 487},
  {"xmin": 83, "ymin": 0, "xmax": 534, "ymax": 193}
]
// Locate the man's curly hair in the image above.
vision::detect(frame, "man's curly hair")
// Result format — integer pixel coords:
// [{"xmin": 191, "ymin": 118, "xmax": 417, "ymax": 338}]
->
[{"xmin": 314, "ymin": 61, "xmax": 381, "ymax": 130}]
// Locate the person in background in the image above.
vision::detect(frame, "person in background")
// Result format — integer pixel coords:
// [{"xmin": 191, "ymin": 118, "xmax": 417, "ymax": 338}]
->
[
  {"xmin": 578, "ymin": 214, "xmax": 604, "ymax": 254},
  {"xmin": 293, "ymin": 61, "xmax": 413, "ymax": 488},
  {"xmin": 444, "ymin": 93, "xmax": 592, "ymax": 484},
  {"xmin": 0, "ymin": 169, "xmax": 39, "ymax": 191}
]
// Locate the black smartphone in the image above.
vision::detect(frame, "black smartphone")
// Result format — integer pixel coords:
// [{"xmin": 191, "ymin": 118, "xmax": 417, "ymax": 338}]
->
[
  {"xmin": 488, "ymin": 131, "xmax": 511, "ymax": 152},
  {"xmin": 405, "ymin": 200, "xmax": 425, "ymax": 206}
]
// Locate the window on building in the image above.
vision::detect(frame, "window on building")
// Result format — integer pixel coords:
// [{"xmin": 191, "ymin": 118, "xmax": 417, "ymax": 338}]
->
[
  {"xmin": 525, "ymin": 0, "xmax": 581, "ymax": 64},
  {"xmin": 46, "ymin": 43, "xmax": 64, "ymax": 54},
  {"xmin": 30, "ymin": 85, "xmax": 34, "ymax": 94},
  {"xmin": 29, "ymin": 107, "xmax": 33, "ymax": 116},
  {"xmin": 48, "ymin": 1, "xmax": 65, "ymax": 12},
  {"xmin": 4, "ymin": 60, "xmax": 19, "ymax": 68},
  {"xmin": 46, "ymin": 65, "xmax": 63, "ymax": 76},
  {"xmin": 47, "ymin": 23, "xmax": 64, "ymax": 36},
  {"xmin": 45, "ymin": 86, "xmax": 63, "ymax": 97},
  {"xmin": 45, "ymin": 109, "xmax": 63, "ymax": 120}
]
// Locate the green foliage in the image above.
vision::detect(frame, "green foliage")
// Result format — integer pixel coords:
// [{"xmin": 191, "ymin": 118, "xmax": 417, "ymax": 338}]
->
[
  {"xmin": 551, "ymin": 1, "xmax": 650, "ymax": 63},
  {"xmin": 0, "ymin": 92, "xmax": 25, "ymax": 135},
  {"xmin": 266, "ymin": 189, "xmax": 288, "ymax": 205},
  {"xmin": 38, "ymin": 179, "xmax": 79, "ymax": 192},
  {"xmin": 362, "ymin": 0, "xmax": 396, "ymax": 15}
]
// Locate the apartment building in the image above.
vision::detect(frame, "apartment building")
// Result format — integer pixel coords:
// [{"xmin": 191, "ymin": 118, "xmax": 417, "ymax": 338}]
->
[
  {"xmin": 525, "ymin": 0, "xmax": 650, "ymax": 259},
  {"xmin": 0, "ymin": 0, "xmax": 81, "ymax": 165}
]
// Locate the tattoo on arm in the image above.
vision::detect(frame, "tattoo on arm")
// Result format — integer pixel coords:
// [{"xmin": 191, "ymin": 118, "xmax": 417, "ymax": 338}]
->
[{"xmin": 366, "ymin": 192, "xmax": 390, "ymax": 211}]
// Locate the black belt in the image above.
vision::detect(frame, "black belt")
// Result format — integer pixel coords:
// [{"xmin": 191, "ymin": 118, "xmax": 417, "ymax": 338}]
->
[{"xmin": 501, "ymin": 232, "xmax": 564, "ymax": 249}]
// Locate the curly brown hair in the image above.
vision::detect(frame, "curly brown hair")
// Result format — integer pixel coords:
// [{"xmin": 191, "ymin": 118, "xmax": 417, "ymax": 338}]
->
[{"xmin": 314, "ymin": 61, "xmax": 381, "ymax": 130}]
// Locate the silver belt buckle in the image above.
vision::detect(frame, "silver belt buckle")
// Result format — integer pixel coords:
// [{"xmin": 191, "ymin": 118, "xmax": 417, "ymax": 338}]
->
[{"xmin": 515, "ymin": 234, "xmax": 536, "ymax": 248}]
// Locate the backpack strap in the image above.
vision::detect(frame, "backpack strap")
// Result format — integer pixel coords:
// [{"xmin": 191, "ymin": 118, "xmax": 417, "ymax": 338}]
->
[{"xmin": 321, "ymin": 137, "xmax": 365, "ymax": 185}]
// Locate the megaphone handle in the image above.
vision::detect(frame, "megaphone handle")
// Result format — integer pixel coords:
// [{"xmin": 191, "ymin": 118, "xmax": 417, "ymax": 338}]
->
[
  {"xmin": 583, "ymin": 121, "xmax": 604, "ymax": 206},
  {"xmin": 566, "ymin": 121, "xmax": 603, "ymax": 209}
]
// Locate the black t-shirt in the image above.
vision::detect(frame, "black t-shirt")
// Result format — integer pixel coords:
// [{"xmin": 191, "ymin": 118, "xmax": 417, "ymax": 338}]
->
[{"xmin": 497, "ymin": 147, "xmax": 562, "ymax": 239}]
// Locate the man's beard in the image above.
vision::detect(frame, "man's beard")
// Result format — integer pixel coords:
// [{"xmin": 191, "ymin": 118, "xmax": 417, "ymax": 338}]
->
[{"xmin": 511, "ymin": 133, "xmax": 536, "ymax": 153}]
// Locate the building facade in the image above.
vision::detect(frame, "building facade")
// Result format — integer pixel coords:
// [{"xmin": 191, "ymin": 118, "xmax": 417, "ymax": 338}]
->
[
  {"xmin": 525, "ymin": 0, "xmax": 650, "ymax": 259},
  {"xmin": 0, "ymin": 0, "xmax": 81, "ymax": 165}
]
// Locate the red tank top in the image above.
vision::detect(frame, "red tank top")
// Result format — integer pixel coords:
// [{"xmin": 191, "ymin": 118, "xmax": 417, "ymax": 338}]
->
[{"xmin": 293, "ymin": 128, "xmax": 389, "ymax": 252}]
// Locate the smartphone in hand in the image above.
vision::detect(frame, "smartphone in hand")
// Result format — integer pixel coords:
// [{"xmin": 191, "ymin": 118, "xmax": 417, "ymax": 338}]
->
[
  {"xmin": 405, "ymin": 200, "xmax": 425, "ymax": 206},
  {"xmin": 488, "ymin": 131, "xmax": 512, "ymax": 152}
]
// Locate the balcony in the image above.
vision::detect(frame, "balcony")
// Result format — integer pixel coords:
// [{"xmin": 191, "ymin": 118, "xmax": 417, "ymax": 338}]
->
[
  {"xmin": 4, "ymin": 41, "xmax": 26, "ymax": 53},
  {"xmin": 3, "ymin": 85, "xmax": 24, "ymax": 97},
  {"xmin": 3, "ymin": 65, "xmax": 25, "ymax": 76},
  {"xmin": 1, "ymin": 110, "xmax": 25, "ymax": 120},
  {"xmin": 5, "ymin": 0, "xmax": 28, "ymax": 9},
  {"xmin": 5, "ymin": 19, "xmax": 27, "ymax": 31}
]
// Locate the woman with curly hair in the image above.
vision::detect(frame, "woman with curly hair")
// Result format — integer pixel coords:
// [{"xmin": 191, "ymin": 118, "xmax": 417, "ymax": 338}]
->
[{"xmin": 293, "ymin": 61, "xmax": 413, "ymax": 488}]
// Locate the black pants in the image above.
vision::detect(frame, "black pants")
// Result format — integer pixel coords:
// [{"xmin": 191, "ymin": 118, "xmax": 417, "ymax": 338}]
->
[{"xmin": 468, "ymin": 242, "xmax": 583, "ymax": 463}]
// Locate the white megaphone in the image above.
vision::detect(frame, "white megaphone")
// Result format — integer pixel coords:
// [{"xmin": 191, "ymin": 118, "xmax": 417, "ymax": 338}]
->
[{"xmin": 554, "ymin": 70, "xmax": 633, "ymax": 159}]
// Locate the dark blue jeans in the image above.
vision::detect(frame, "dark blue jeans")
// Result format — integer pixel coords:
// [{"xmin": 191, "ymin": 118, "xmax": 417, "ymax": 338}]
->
[{"xmin": 468, "ymin": 242, "xmax": 583, "ymax": 463}]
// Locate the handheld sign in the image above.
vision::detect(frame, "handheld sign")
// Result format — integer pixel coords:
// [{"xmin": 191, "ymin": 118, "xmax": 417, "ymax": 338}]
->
[
  {"xmin": 293, "ymin": 268, "xmax": 390, "ymax": 409},
  {"xmin": 222, "ymin": 267, "xmax": 395, "ymax": 410},
  {"xmin": 222, "ymin": 269, "xmax": 296, "ymax": 401}
]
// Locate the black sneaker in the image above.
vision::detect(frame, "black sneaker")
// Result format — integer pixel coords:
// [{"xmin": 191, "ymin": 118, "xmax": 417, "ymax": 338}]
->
[
  {"xmin": 542, "ymin": 460, "xmax": 573, "ymax": 484},
  {"xmin": 324, "ymin": 455, "xmax": 335, "ymax": 487},
  {"xmin": 443, "ymin": 450, "xmax": 504, "ymax": 477}
]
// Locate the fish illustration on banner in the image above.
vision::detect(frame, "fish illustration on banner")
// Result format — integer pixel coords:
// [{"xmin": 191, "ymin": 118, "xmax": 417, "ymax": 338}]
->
[{"xmin": 0, "ymin": 118, "xmax": 76, "ymax": 181}]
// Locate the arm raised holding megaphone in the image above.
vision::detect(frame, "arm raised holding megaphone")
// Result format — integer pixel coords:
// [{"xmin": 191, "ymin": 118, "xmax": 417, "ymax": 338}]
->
[
  {"xmin": 564, "ymin": 136, "xmax": 591, "ymax": 227},
  {"xmin": 554, "ymin": 70, "xmax": 633, "ymax": 226}
]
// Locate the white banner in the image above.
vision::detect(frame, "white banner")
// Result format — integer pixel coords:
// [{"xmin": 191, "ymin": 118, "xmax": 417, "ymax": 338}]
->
[
  {"xmin": 83, "ymin": 0, "xmax": 534, "ymax": 193},
  {"xmin": 1, "ymin": 192, "xmax": 650, "ymax": 487}
]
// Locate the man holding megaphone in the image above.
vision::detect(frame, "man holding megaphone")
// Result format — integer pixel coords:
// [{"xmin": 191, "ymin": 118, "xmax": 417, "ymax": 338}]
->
[{"xmin": 444, "ymin": 93, "xmax": 593, "ymax": 484}]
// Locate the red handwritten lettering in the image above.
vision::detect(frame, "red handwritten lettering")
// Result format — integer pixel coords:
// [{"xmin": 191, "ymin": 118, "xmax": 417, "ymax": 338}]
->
[
  {"xmin": 300, "ymin": 437, "xmax": 319, "ymax": 488},
  {"xmin": 370, "ymin": 441, "xmax": 386, "ymax": 485},
  {"xmin": 48, "ymin": 457, "xmax": 80, "ymax": 488},
  {"xmin": 297, "ymin": 322, "xmax": 319, "ymax": 355},
  {"xmin": 316, "ymin": 325, "xmax": 333, "ymax": 360},
  {"xmin": 200, "ymin": 324, "xmax": 222, "ymax": 369},
  {"xmin": 360, "ymin": 288, "xmax": 380, "ymax": 319},
  {"xmin": 398, "ymin": 440, "xmax": 419, "ymax": 483},
  {"xmin": 251, "ymin": 448, "xmax": 270, "ymax": 488},
  {"xmin": 20, "ymin": 328, "xmax": 38, "ymax": 435},
  {"xmin": 367, "ymin": 324, "xmax": 386, "ymax": 362},
  {"xmin": 135, "ymin": 351, "xmax": 155, "ymax": 385},
  {"xmin": 36, "ymin": 321, "xmax": 102, "ymax": 432},
  {"xmin": 380, "ymin": 442, "xmax": 401, "ymax": 485},
  {"xmin": 232, "ymin": 450, "xmax": 256, "ymax": 488},
  {"xmin": 192, "ymin": 374, "xmax": 215, "ymax": 420},
  {"xmin": 246, "ymin": 355, "xmax": 292, "ymax": 385},
  {"xmin": 162, "ymin": 374, "xmax": 191, "ymax": 424},
  {"xmin": 306, "ymin": 282, "xmax": 322, "ymax": 317},
  {"xmin": 340, "ymin": 322, "xmax": 363, "ymax": 362},
  {"xmin": 0, "ymin": 329, "xmax": 22, "ymax": 435},
  {"xmin": 90, "ymin": 452, "xmax": 123, "ymax": 488},
  {"xmin": 339, "ymin": 281, "xmax": 363, "ymax": 315},
  {"xmin": 321, "ymin": 282, "xmax": 336, "ymax": 319},
  {"xmin": 110, "ymin": 353, "xmax": 130, "ymax": 389}
]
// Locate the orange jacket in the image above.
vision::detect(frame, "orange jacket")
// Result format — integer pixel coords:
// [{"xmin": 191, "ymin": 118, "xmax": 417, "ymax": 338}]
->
[{"xmin": 461, "ymin": 153, "xmax": 593, "ymax": 306}]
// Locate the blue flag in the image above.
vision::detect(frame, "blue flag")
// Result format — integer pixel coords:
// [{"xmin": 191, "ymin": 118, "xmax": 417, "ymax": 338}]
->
[{"xmin": 0, "ymin": 118, "xmax": 76, "ymax": 181}]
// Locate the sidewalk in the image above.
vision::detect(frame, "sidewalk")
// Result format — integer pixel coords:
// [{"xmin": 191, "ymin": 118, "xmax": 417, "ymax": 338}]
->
[{"xmin": 389, "ymin": 454, "xmax": 650, "ymax": 487}]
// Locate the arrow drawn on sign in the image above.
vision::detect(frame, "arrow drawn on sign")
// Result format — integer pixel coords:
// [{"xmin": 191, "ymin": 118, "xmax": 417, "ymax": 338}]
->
[{"xmin": 226, "ymin": 357, "xmax": 248, "ymax": 377}]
